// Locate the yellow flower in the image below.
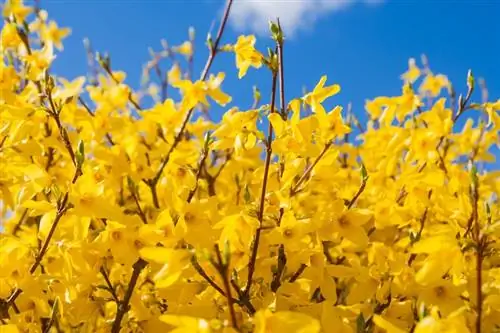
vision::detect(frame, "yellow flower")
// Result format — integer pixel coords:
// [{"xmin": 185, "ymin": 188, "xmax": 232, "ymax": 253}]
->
[
  {"xmin": 420, "ymin": 73, "xmax": 449, "ymax": 97},
  {"xmin": 401, "ymin": 58, "xmax": 421, "ymax": 83},
  {"xmin": 319, "ymin": 199, "xmax": 372, "ymax": 248},
  {"xmin": 173, "ymin": 73, "xmax": 231, "ymax": 111},
  {"xmin": 21, "ymin": 42, "xmax": 55, "ymax": 81},
  {"xmin": 418, "ymin": 279, "xmax": 464, "ymax": 316},
  {"xmin": 304, "ymin": 75, "xmax": 341, "ymax": 116},
  {"xmin": 1, "ymin": 22, "xmax": 22, "ymax": 49},
  {"xmin": 175, "ymin": 40, "xmax": 193, "ymax": 58},
  {"xmin": 233, "ymin": 35, "xmax": 263, "ymax": 78},
  {"xmin": 317, "ymin": 106, "xmax": 351, "ymax": 142},
  {"xmin": 40, "ymin": 20, "xmax": 70, "ymax": 50},
  {"xmin": 2, "ymin": 0, "xmax": 33, "ymax": 22}
]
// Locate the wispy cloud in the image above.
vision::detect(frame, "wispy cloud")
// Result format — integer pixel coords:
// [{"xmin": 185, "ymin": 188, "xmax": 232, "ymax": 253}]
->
[{"xmin": 229, "ymin": 0, "xmax": 383, "ymax": 37}]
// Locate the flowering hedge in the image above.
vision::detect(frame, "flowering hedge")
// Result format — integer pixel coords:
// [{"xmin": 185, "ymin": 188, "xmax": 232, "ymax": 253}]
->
[{"xmin": 0, "ymin": 1, "xmax": 499, "ymax": 332}]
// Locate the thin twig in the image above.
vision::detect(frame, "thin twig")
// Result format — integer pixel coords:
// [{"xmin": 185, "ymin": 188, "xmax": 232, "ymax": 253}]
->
[
  {"xmin": 111, "ymin": 258, "xmax": 148, "ymax": 333},
  {"xmin": 78, "ymin": 97, "xmax": 115, "ymax": 146},
  {"xmin": 5, "ymin": 193, "xmax": 69, "ymax": 310},
  {"xmin": 191, "ymin": 255, "xmax": 226, "ymax": 296},
  {"xmin": 288, "ymin": 264, "xmax": 307, "ymax": 283},
  {"xmin": 12, "ymin": 209, "xmax": 29, "ymax": 236},
  {"xmin": 214, "ymin": 245, "xmax": 238, "ymax": 330},
  {"xmin": 290, "ymin": 143, "xmax": 332, "ymax": 195},
  {"xmin": 100, "ymin": 266, "xmax": 120, "ymax": 304},
  {"xmin": 347, "ymin": 176, "xmax": 369, "ymax": 209},
  {"xmin": 131, "ymin": 190, "xmax": 148, "ymax": 224},
  {"xmin": 147, "ymin": 0, "xmax": 234, "ymax": 201},
  {"xmin": 186, "ymin": 146, "xmax": 209, "ymax": 203},
  {"xmin": 244, "ymin": 68, "xmax": 278, "ymax": 297}
]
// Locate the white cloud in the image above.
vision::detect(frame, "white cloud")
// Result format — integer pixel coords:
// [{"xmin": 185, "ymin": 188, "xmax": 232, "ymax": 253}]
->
[{"xmin": 229, "ymin": 0, "xmax": 382, "ymax": 37}]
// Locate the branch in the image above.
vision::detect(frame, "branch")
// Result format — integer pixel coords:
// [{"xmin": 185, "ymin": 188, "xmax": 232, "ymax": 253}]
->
[
  {"xmin": 100, "ymin": 266, "xmax": 120, "ymax": 304},
  {"xmin": 186, "ymin": 142, "xmax": 210, "ymax": 203},
  {"xmin": 147, "ymin": 0, "xmax": 234, "ymax": 200},
  {"xmin": 5, "ymin": 193, "xmax": 69, "ymax": 310},
  {"xmin": 111, "ymin": 258, "xmax": 148, "ymax": 333},
  {"xmin": 347, "ymin": 172, "xmax": 369, "ymax": 209},
  {"xmin": 288, "ymin": 264, "xmax": 307, "ymax": 283},
  {"xmin": 191, "ymin": 255, "xmax": 226, "ymax": 296},
  {"xmin": 213, "ymin": 245, "xmax": 238, "ymax": 330},
  {"xmin": 78, "ymin": 97, "xmax": 115, "ymax": 146},
  {"xmin": 290, "ymin": 142, "xmax": 332, "ymax": 196},
  {"xmin": 244, "ymin": 67, "xmax": 279, "ymax": 297}
]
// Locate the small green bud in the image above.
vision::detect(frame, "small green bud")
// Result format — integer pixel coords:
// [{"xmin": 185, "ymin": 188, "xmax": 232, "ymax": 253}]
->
[
  {"xmin": 409, "ymin": 231, "xmax": 417, "ymax": 243},
  {"xmin": 75, "ymin": 140, "xmax": 85, "ymax": 168},
  {"xmin": 253, "ymin": 85, "xmax": 261, "ymax": 107},
  {"xmin": 269, "ymin": 21, "xmax": 281, "ymax": 41},
  {"xmin": 468, "ymin": 161, "xmax": 479, "ymax": 190},
  {"xmin": 45, "ymin": 73, "xmax": 55, "ymax": 93},
  {"xmin": 467, "ymin": 69, "xmax": 475, "ymax": 91},
  {"xmin": 127, "ymin": 176, "xmax": 137, "ymax": 194},
  {"xmin": 223, "ymin": 240, "xmax": 231, "ymax": 267},
  {"xmin": 360, "ymin": 163, "xmax": 368, "ymax": 182},
  {"xmin": 356, "ymin": 313, "xmax": 365, "ymax": 333},
  {"xmin": 267, "ymin": 47, "xmax": 274, "ymax": 59},
  {"xmin": 419, "ymin": 302, "xmax": 429, "ymax": 319},
  {"xmin": 244, "ymin": 185, "xmax": 251, "ymax": 203},
  {"xmin": 203, "ymin": 131, "xmax": 212, "ymax": 151},
  {"xmin": 51, "ymin": 184, "xmax": 62, "ymax": 202},
  {"xmin": 206, "ymin": 33, "xmax": 213, "ymax": 51},
  {"xmin": 96, "ymin": 52, "xmax": 110, "ymax": 70}
]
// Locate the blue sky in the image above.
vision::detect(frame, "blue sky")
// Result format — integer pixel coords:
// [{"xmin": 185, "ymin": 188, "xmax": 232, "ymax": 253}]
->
[{"xmin": 38, "ymin": 0, "xmax": 499, "ymax": 168}]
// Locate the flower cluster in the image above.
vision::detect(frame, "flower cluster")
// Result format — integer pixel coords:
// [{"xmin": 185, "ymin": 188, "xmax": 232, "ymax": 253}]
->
[{"xmin": 0, "ymin": 1, "xmax": 499, "ymax": 332}]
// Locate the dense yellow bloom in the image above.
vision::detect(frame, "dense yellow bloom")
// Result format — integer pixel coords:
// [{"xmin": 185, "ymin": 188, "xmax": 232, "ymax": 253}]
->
[{"xmin": 0, "ymin": 2, "xmax": 498, "ymax": 333}]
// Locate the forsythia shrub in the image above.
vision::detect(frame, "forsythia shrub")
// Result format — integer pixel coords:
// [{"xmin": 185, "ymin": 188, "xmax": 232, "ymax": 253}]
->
[{"xmin": 0, "ymin": 0, "xmax": 499, "ymax": 332}]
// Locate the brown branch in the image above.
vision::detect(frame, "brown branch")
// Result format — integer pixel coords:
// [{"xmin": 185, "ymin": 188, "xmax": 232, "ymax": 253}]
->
[
  {"xmin": 78, "ymin": 97, "xmax": 115, "ymax": 146},
  {"xmin": 347, "ymin": 175, "xmax": 369, "ymax": 210},
  {"xmin": 214, "ymin": 245, "xmax": 238, "ymax": 330},
  {"xmin": 192, "ymin": 254, "xmax": 256, "ymax": 315},
  {"xmin": 469, "ymin": 166, "xmax": 482, "ymax": 333},
  {"xmin": 407, "ymin": 190, "xmax": 433, "ymax": 265},
  {"xmin": 100, "ymin": 266, "xmax": 120, "ymax": 304},
  {"xmin": 147, "ymin": 0, "xmax": 234, "ymax": 201},
  {"xmin": 186, "ymin": 145, "xmax": 210, "ymax": 203},
  {"xmin": 111, "ymin": 258, "xmax": 148, "ymax": 333},
  {"xmin": 153, "ymin": 58, "xmax": 168, "ymax": 101},
  {"xmin": 11, "ymin": 209, "xmax": 29, "ymax": 236},
  {"xmin": 244, "ymin": 68, "xmax": 278, "ymax": 297},
  {"xmin": 271, "ymin": 244, "xmax": 286, "ymax": 292},
  {"xmin": 5, "ymin": 193, "xmax": 69, "ymax": 311},
  {"xmin": 290, "ymin": 142, "xmax": 332, "ymax": 195},
  {"xmin": 131, "ymin": 189, "xmax": 147, "ymax": 224},
  {"xmin": 191, "ymin": 255, "xmax": 226, "ymax": 296},
  {"xmin": 475, "ymin": 237, "xmax": 484, "ymax": 333},
  {"xmin": 289, "ymin": 264, "xmax": 307, "ymax": 283},
  {"xmin": 322, "ymin": 241, "xmax": 335, "ymax": 264},
  {"xmin": 100, "ymin": 64, "xmax": 143, "ymax": 111}
]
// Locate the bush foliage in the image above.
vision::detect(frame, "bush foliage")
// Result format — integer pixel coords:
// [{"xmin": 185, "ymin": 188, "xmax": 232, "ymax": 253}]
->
[{"xmin": 0, "ymin": 1, "xmax": 499, "ymax": 332}]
